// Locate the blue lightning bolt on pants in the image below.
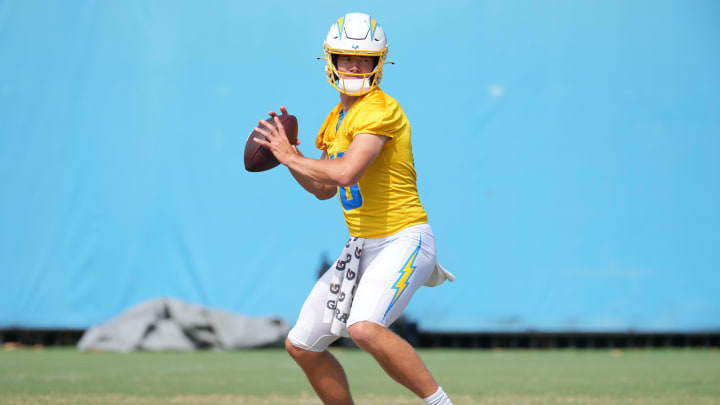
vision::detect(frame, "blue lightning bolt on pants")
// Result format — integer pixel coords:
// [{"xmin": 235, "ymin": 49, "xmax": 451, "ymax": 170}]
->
[{"xmin": 288, "ymin": 223, "xmax": 437, "ymax": 352}]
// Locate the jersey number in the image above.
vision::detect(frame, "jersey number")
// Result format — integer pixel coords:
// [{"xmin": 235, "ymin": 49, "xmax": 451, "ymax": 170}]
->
[{"xmin": 330, "ymin": 152, "xmax": 363, "ymax": 210}]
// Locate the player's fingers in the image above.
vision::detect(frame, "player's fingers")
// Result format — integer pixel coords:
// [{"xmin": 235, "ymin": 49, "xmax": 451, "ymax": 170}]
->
[
  {"xmin": 253, "ymin": 137, "xmax": 270, "ymax": 146},
  {"xmin": 257, "ymin": 120, "xmax": 277, "ymax": 137},
  {"xmin": 280, "ymin": 106, "xmax": 289, "ymax": 115},
  {"xmin": 254, "ymin": 126, "xmax": 272, "ymax": 139},
  {"xmin": 268, "ymin": 111, "xmax": 277, "ymax": 118},
  {"xmin": 273, "ymin": 116, "xmax": 288, "ymax": 138},
  {"xmin": 295, "ymin": 138, "xmax": 301, "ymax": 146}
]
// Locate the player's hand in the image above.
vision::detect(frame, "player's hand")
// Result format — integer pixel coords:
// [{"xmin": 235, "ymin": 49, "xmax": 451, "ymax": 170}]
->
[
  {"xmin": 268, "ymin": 106, "xmax": 300, "ymax": 146},
  {"xmin": 253, "ymin": 106, "xmax": 299, "ymax": 166}
]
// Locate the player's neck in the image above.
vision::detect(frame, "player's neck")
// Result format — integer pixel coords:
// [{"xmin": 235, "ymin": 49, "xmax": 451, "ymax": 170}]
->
[{"xmin": 340, "ymin": 94, "xmax": 359, "ymax": 113}]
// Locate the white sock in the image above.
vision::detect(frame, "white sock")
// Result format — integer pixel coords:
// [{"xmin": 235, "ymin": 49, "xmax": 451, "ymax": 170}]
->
[{"xmin": 423, "ymin": 386, "xmax": 453, "ymax": 405}]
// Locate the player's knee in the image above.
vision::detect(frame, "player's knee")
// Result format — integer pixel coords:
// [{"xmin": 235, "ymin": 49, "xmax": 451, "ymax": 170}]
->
[
  {"xmin": 285, "ymin": 338, "xmax": 320, "ymax": 363},
  {"xmin": 285, "ymin": 339, "xmax": 323, "ymax": 368},
  {"xmin": 285, "ymin": 338, "xmax": 305, "ymax": 359},
  {"xmin": 347, "ymin": 321, "xmax": 381, "ymax": 350}
]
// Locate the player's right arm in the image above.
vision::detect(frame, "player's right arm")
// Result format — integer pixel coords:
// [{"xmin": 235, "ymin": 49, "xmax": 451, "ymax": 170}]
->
[
  {"xmin": 263, "ymin": 106, "xmax": 336, "ymax": 200},
  {"xmin": 288, "ymin": 150, "xmax": 337, "ymax": 200}
]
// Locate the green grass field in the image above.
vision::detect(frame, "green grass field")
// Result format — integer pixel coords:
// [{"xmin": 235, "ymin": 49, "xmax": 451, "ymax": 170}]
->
[{"xmin": 1, "ymin": 347, "xmax": 719, "ymax": 404}]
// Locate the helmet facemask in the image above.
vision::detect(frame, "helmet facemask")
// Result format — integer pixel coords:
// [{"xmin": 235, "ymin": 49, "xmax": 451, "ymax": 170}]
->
[{"xmin": 325, "ymin": 48, "xmax": 386, "ymax": 96}]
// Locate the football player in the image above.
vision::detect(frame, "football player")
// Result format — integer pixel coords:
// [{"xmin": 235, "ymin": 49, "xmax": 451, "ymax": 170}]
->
[{"xmin": 254, "ymin": 12, "xmax": 453, "ymax": 405}]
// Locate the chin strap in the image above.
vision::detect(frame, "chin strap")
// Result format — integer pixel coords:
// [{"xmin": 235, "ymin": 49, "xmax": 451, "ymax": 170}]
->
[{"xmin": 338, "ymin": 78, "xmax": 373, "ymax": 96}]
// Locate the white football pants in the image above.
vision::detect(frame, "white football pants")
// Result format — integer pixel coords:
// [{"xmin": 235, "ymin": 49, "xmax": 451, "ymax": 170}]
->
[{"xmin": 287, "ymin": 223, "xmax": 437, "ymax": 352}]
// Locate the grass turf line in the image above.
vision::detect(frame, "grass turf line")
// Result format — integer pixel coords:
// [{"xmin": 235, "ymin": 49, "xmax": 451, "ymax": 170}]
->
[{"xmin": 1, "ymin": 348, "xmax": 718, "ymax": 404}]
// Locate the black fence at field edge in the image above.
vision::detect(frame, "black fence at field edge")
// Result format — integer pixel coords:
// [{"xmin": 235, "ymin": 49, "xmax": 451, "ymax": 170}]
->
[{"xmin": 3, "ymin": 325, "xmax": 719, "ymax": 349}]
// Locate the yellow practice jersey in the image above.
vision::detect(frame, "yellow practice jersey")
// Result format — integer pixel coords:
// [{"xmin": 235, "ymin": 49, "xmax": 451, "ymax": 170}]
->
[{"xmin": 315, "ymin": 88, "xmax": 428, "ymax": 238}]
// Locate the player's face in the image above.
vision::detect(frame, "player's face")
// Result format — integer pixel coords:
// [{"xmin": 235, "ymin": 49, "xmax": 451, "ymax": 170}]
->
[{"xmin": 336, "ymin": 55, "xmax": 374, "ymax": 77}]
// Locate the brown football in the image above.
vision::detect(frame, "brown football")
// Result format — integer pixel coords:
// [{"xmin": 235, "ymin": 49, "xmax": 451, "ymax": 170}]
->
[{"xmin": 244, "ymin": 114, "xmax": 298, "ymax": 172}]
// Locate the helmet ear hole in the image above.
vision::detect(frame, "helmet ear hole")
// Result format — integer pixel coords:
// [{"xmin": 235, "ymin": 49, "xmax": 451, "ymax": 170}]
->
[
  {"xmin": 368, "ymin": 57, "xmax": 382, "ymax": 85},
  {"xmin": 330, "ymin": 54, "xmax": 339, "ymax": 83}
]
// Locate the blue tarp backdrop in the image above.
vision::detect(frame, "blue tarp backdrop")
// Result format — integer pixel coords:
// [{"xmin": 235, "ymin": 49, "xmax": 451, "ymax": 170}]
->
[{"xmin": 1, "ymin": 1, "xmax": 719, "ymax": 332}]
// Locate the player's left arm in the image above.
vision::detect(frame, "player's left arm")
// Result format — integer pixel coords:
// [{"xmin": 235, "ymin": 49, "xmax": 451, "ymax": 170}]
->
[{"xmin": 254, "ymin": 120, "xmax": 388, "ymax": 187}]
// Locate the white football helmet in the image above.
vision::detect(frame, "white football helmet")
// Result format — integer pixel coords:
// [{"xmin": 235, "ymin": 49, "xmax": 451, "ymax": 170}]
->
[{"xmin": 323, "ymin": 13, "xmax": 389, "ymax": 96}]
